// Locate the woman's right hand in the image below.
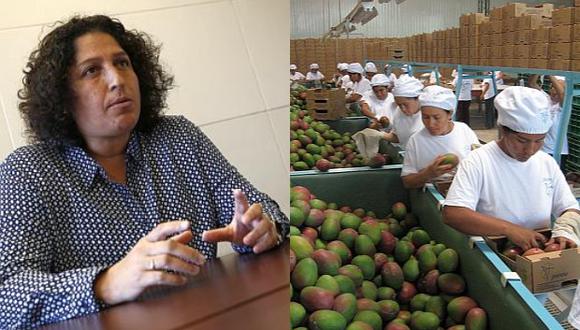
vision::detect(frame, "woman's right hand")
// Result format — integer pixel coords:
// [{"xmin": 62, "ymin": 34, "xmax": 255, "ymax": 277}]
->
[
  {"xmin": 94, "ymin": 221, "xmax": 206, "ymax": 305},
  {"xmin": 505, "ymin": 224, "xmax": 547, "ymax": 251},
  {"xmin": 427, "ymin": 156, "xmax": 454, "ymax": 179}
]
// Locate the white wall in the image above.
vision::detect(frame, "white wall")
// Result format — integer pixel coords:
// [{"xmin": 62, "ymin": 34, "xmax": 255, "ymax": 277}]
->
[{"xmin": 0, "ymin": 0, "xmax": 289, "ymax": 256}]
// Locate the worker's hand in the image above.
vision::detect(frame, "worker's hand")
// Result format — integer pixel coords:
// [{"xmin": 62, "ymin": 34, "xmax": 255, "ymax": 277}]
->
[
  {"xmin": 426, "ymin": 155, "xmax": 455, "ymax": 179},
  {"xmin": 94, "ymin": 221, "xmax": 206, "ymax": 305},
  {"xmin": 546, "ymin": 236, "xmax": 577, "ymax": 250},
  {"xmin": 505, "ymin": 224, "xmax": 547, "ymax": 251},
  {"xmin": 202, "ymin": 189, "xmax": 279, "ymax": 254}
]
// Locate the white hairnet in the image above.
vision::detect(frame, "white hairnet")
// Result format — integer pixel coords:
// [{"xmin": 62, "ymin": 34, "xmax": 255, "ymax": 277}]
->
[
  {"xmin": 347, "ymin": 63, "xmax": 364, "ymax": 74},
  {"xmin": 419, "ymin": 85, "xmax": 456, "ymax": 114},
  {"xmin": 370, "ymin": 74, "xmax": 391, "ymax": 87},
  {"xmin": 310, "ymin": 63, "xmax": 319, "ymax": 70},
  {"xmin": 338, "ymin": 63, "xmax": 349, "ymax": 71},
  {"xmin": 365, "ymin": 62, "xmax": 378, "ymax": 73},
  {"xmin": 290, "ymin": 64, "xmax": 297, "ymax": 70},
  {"xmin": 392, "ymin": 75, "xmax": 424, "ymax": 97},
  {"xmin": 495, "ymin": 86, "xmax": 552, "ymax": 134}
]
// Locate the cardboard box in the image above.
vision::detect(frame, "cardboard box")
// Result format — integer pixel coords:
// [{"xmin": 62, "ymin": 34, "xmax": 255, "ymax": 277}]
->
[
  {"xmin": 306, "ymin": 89, "xmax": 346, "ymax": 120},
  {"xmin": 526, "ymin": 4, "xmax": 554, "ymax": 18},
  {"xmin": 503, "ymin": 31, "xmax": 516, "ymax": 45},
  {"xmin": 468, "ymin": 36, "xmax": 480, "ymax": 48},
  {"xmin": 573, "ymin": 60, "xmax": 580, "ymax": 71},
  {"xmin": 469, "ymin": 13, "xmax": 488, "ymax": 25},
  {"xmin": 514, "ymin": 44, "xmax": 530, "ymax": 58},
  {"xmin": 576, "ymin": 8, "xmax": 580, "ymax": 23},
  {"xmin": 531, "ymin": 43, "xmax": 549, "ymax": 59},
  {"xmin": 552, "ymin": 7, "xmax": 575, "ymax": 26},
  {"xmin": 502, "ymin": 45, "xmax": 514, "ymax": 58},
  {"xmin": 504, "ymin": 18, "xmax": 518, "ymax": 32},
  {"xmin": 575, "ymin": 24, "xmax": 580, "ymax": 41},
  {"xmin": 469, "ymin": 25, "xmax": 480, "ymax": 36},
  {"xmin": 491, "ymin": 33, "xmax": 503, "ymax": 46},
  {"xmin": 485, "ymin": 231, "xmax": 580, "ymax": 293},
  {"xmin": 491, "ymin": 7, "xmax": 503, "ymax": 21},
  {"xmin": 480, "ymin": 21, "xmax": 491, "ymax": 34},
  {"xmin": 576, "ymin": 0, "xmax": 580, "ymax": 7},
  {"xmin": 503, "ymin": 3, "xmax": 527, "ymax": 19},
  {"xmin": 516, "ymin": 15, "xmax": 542, "ymax": 30},
  {"xmin": 515, "ymin": 29, "xmax": 531, "ymax": 44},
  {"xmin": 491, "ymin": 46, "xmax": 503, "ymax": 58},
  {"xmin": 460, "ymin": 47, "xmax": 469, "ymax": 58},
  {"xmin": 573, "ymin": 42, "xmax": 580, "ymax": 58},
  {"xmin": 513, "ymin": 58, "xmax": 530, "ymax": 67},
  {"xmin": 531, "ymin": 27, "xmax": 551, "ymax": 43},
  {"xmin": 551, "ymin": 25, "xmax": 574, "ymax": 43},
  {"xmin": 502, "ymin": 58, "xmax": 514, "ymax": 67},
  {"xmin": 460, "ymin": 14, "xmax": 470, "ymax": 26},
  {"xmin": 550, "ymin": 42, "xmax": 572, "ymax": 59},
  {"xmin": 549, "ymin": 59, "xmax": 571, "ymax": 70},
  {"xmin": 491, "ymin": 21, "xmax": 503, "ymax": 34},
  {"xmin": 530, "ymin": 58, "xmax": 549, "ymax": 69}
]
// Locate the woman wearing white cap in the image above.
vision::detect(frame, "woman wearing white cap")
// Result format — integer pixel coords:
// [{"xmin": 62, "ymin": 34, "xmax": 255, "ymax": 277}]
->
[
  {"xmin": 451, "ymin": 73, "xmax": 474, "ymax": 126},
  {"xmin": 360, "ymin": 74, "xmax": 397, "ymax": 129},
  {"xmin": 290, "ymin": 64, "xmax": 305, "ymax": 82},
  {"xmin": 306, "ymin": 63, "xmax": 325, "ymax": 82},
  {"xmin": 364, "ymin": 62, "xmax": 378, "ymax": 81},
  {"xmin": 401, "ymin": 85, "xmax": 479, "ymax": 189},
  {"xmin": 333, "ymin": 63, "xmax": 350, "ymax": 88},
  {"xmin": 443, "ymin": 86, "xmax": 579, "ymax": 253},
  {"xmin": 381, "ymin": 75, "xmax": 424, "ymax": 149},
  {"xmin": 383, "ymin": 64, "xmax": 398, "ymax": 83},
  {"xmin": 346, "ymin": 63, "xmax": 371, "ymax": 103}
]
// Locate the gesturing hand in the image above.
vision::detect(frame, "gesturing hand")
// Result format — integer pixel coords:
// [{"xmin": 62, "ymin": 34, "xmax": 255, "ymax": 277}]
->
[
  {"xmin": 94, "ymin": 221, "xmax": 206, "ymax": 305},
  {"xmin": 202, "ymin": 189, "xmax": 279, "ymax": 254}
]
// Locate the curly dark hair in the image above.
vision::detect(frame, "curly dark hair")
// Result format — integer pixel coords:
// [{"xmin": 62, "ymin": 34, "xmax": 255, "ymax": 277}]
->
[{"xmin": 18, "ymin": 15, "xmax": 174, "ymax": 146}]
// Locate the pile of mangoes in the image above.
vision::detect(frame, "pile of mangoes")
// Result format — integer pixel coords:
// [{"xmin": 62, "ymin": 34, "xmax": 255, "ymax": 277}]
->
[{"xmin": 290, "ymin": 186, "xmax": 488, "ymax": 330}]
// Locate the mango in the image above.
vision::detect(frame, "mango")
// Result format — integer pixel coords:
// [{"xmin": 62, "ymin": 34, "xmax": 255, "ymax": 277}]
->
[
  {"xmin": 378, "ymin": 230, "xmax": 397, "ymax": 255},
  {"xmin": 377, "ymin": 299, "xmax": 400, "ymax": 322},
  {"xmin": 377, "ymin": 286, "xmax": 396, "ymax": 300},
  {"xmin": 290, "ymin": 206, "xmax": 306, "ymax": 227},
  {"xmin": 301, "ymin": 227, "xmax": 318, "ymax": 242},
  {"xmin": 300, "ymin": 286, "xmax": 335, "ymax": 312},
  {"xmin": 356, "ymin": 298, "xmax": 380, "ymax": 312},
  {"xmin": 381, "ymin": 261, "xmax": 404, "ymax": 290},
  {"xmin": 316, "ymin": 274, "xmax": 341, "ymax": 296},
  {"xmin": 403, "ymin": 256, "xmax": 420, "ymax": 282},
  {"xmin": 368, "ymin": 153, "xmax": 386, "ymax": 168},
  {"xmin": 312, "ymin": 249, "xmax": 342, "ymax": 276},
  {"xmin": 292, "ymin": 199, "xmax": 311, "ymax": 217},
  {"xmin": 447, "ymin": 296, "xmax": 478, "ymax": 323},
  {"xmin": 355, "ymin": 234, "xmax": 377, "ymax": 257},
  {"xmin": 417, "ymin": 269, "xmax": 439, "ymax": 294},
  {"xmin": 321, "ymin": 218, "xmax": 341, "ymax": 241},
  {"xmin": 437, "ymin": 273, "xmax": 465, "ymax": 295},
  {"xmin": 346, "ymin": 321, "xmax": 374, "ymax": 330},
  {"xmin": 410, "ymin": 293, "xmax": 431, "ymax": 312},
  {"xmin": 291, "ymin": 257, "xmax": 318, "ymax": 289},
  {"xmin": 303, "ymin": 153, "xmax": 316, "ymax": 167},
  {"xmin": 352, "ymin": 255, "xmax": 376, "ymax": 280},
  {"xmin": 410, "ymin": 311, "xmax": 440, "ymax": 330},
  {"xmin": 291, "ymin": 186, "xmax": 311, "ymax": 202},
  {"xmin": 418, "ymin": 249, "xmax": 438, "ymax": 273},
  {"xmin": 441, "ymin": 153, "xmax": 459, "ymax": 167},
  {"xmin": 290, "ymin": 301, "xmax": 306, "ymax": 328},
  {"xmin": 384, "ymin": 322, "xmax": 410, "ymax": 330},
  {"xmin": 352, "ymin": 208, "xmax": 366, "ymax": 218},
  {"xmin": 290, "ymin": 225, "xmax": 300, "ymax": 236},
  {"xmin": 338, "ymin": 228, "xmax": 359, "ymax": 249},
  {"xmin": 358, "ymin": 280, "xmax": 378, "ymax": 300},
  {"xmin": 397, "ymin": 281, "xmax": 417, "ymax": 304},
  {"xmin": 373, "ymin": 253, "xmax": 389, "ymax": 273},
  {"xmin": 391, "ymin": 202, "xmax": 407, "ymax": 220},
  {"xmin": 358, "ymin": 221, "xmax": 382, "ymax": 245},
  {"xmin": 328, "ymin": 202, "xmax": 338, "ymax": 210},
  {"xmin": 338, "ymin": 264, "xmax": 364, "ymax": 287},
  {"xmin": 411, "ymin": 229, "xmax": 431, "ymax": 248},
  {"xmin": 447, "ymin": 326, "xmax": 465, "ymax": 330},
  {"xmin": 437, "ymin": 249, "xmax": 459, "ymax": 273},
  {"xmin": 327, "ymin": 240, "xmax": 353, "ymax": 264},
  {"xmin": 395, "ymin": 240, "xmax": 415, "ymax": 264},
  {"xmin": 306, "ymin": 143, "xmax": 322, "ymax": 155},
  {"xmin": 334, "ymin": 292, "xmax": 358, "ymax": 323},
  {"xmin": 424, "ymin": 296, "xmax": 446, "ymax": 320},
  {"xmin": 341, "ymin": 213, "xmax": 362, "ymax": 230},
  {"xmin": 310, "ymin": 198, "xmax": 328, "ymax": 210},
  {"xmin": 315, "ymin": 238, "xmax": 327, "ymax": 250},
  {"xmin": 432, "ymin": 243, "xmax": 446, "ymax": 256},
  {"xmin": 465, "ymin": 307, "xmax": 487, "ymax": 330},
  {"xmin": 290, "ymin": 249, "xmax": 297, "ymax": 272},
  {"xmin": 354, "ymin": 310, "xmax": 382, "ymax": 330},
  {"xmin": 291, "ymin": 235, "xmax": 314, "ymax": 260},
  {"xmin": 309, "ymin": 310, "xmax": 347, "ymax": 330},
  {"xmin": 389, "ymin": 222, "xmax": 405, "ymax": 238},
  {"xmin": 305, "ymin": 208, "xmax": 326, "ymax": 227},
  {"xmin": 334, "ymin": 274, "xmax": 357, "ymax": 295},
  {"xmin": 397, "ymin": 310, "xmax": 411, "ymax": 324}
]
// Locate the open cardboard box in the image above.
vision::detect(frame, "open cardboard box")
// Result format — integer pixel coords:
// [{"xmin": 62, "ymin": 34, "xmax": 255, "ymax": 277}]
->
[{"xmin": 485, "ymin": 229, "xmax": 580, "ymax": 293}]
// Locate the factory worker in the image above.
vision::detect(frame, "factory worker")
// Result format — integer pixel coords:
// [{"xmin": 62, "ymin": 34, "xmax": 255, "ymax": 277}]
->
[
  {"xmin": 334, "ymin": 63, "xmax": 350, "ymax": 88},
  {"xmin": 451, "ymin": 73, "xmax": 474, "ymax": 125},
  {"xmin": 480, "ymin": 71, "xmax": 499, "ymax": 129},
  {"xmin": 381, "ymin": 75, "xmax": 424, "ymax": 149},
  {"xmin": 443, "ymin": 86, "xmax": 580, "ymax": 252},
  {"xmin": 401, "ymin": 85, "xmax": 479, "ymax": 189},
  {"xmin": 290, "ymin": 64, "xmax": 305, "ymax": 82},
  {"xmin": 346, "ymin": 62, "xmax": 372, "ymax": 103},
  {"xmin": 528, "ymin": 75, "xmax": 569, "ymax": 169},
  {"xmin": 360, "ymin": 74, "xmax": 397, "ymax": 129},
  {"xmin": 398, "ymin": 64, "xmax": 410, "ymax": 78},
  {"xmin": 383, "ymin": 64, "xmax": 398, "ymax": 84},
  {"xmin": 306, "ymin": 63, "xmax": 325, "ymax": 82},
  {"xmin": 364, "ymin": 62, "xmax": 378, "ymax": 81}
]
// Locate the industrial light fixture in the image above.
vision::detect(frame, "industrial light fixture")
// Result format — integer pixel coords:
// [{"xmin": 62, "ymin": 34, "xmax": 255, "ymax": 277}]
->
[{"xmin": 347, "ymin": 1, "xmax": 378, "ymax": 25}]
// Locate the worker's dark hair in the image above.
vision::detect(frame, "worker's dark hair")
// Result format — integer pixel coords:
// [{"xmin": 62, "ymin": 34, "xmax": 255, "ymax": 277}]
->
[{"xmin": 18, "ymin": 14, "xmax": 174, "ymax": 146}]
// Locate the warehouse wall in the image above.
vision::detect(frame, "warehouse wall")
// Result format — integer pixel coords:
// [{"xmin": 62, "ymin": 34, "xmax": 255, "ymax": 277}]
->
[{"xmin": 0, "ymin": 0, "xmax": 289, "ymax": 256}]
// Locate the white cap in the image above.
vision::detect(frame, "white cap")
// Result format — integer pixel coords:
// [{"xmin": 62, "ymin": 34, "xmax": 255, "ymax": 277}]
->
[
  {"xmin": 401, "ymin": 64, "xmax": 409, "ymax": 73},
  {"xmin": 310, "ymin": 63, "xmax": 319, "ymax": 70},
  {"xmin": 495, "ymin": 86, "xmax": 552, "ymax": 134},
  {"xmin": 364, "ymin": 62, "xmax": 378, "ymax": 73},
  {"xmin": 419, "ymin": 85, "xmax": 456, "ymax": 114},
  {"xmin": 347, "ymin": 63, "xmax": 364, "ymax": 74},
  {"xmin": 392, "ymin": 75, "xmax": 424, "ymax": 97},
  {"xmin": 290, "ymin": 64, "xmax": 297, "ymax": 70},
  {"xmin": 370, "ymin": 74, "xmax": 391, "ymax": 87},
  {"xmin": 338, "ymin": 63, "xmax": 349, "ymax": 71}
]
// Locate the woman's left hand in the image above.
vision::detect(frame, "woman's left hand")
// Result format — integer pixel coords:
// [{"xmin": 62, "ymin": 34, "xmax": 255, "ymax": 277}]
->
[{"xmin": 202, "ymin": 189, "xmax": 279, "ymax": 253}]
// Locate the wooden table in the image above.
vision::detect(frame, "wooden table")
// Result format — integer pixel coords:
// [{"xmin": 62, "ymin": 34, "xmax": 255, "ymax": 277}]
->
[{"xmin": 41, "ymin": 243, "xmax": 289, "ymax": 330}]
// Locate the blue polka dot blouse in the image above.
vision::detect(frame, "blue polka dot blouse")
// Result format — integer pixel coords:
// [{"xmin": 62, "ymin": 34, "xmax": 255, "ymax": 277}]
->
[{"xmin": 0, "ymin": 115, "xmax": 289, "ymax": 328}]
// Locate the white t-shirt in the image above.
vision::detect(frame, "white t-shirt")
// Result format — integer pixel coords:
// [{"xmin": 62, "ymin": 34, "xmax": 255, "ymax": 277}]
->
[
  {"xmin": 388, "ymin": 73, "xmax": 397, "ymax": 83},
  {"xmin": 402, "ymin": 122, "xmax": 479, "ymax": 177},
  {"xmin": 352, "ymin": 78, "xmax": 372, "ymax": 97},
  {"xmin": 443, "ymin": 141, "xmax": 578, "ymax": 230},
  {"xmin": 306, "ymin": 71, "xmax": 325, "ymax": 81},
  {"xmin": 340, "ymin": 75, "xmax": 351, "ymax": 89},
  {"xmin": 290, "ymin": 71, "xmax": 305, "ymax": 81},
  {"xmin": 452, "ymin": 77, "xmax": 474, "ymax": 101},
  {"xmin": 569, "ymin": 291, "xmax": 580, "ymax": 329},
  {"xmin": 391, "ymin": 110, "xmax": 424, "ymax": 150},
  {"xmin": 543, "ymin": 100, "xmax": 569, "ymax": 155},
  {"xmin": 482, "ymin": 78, "xmax": 496, "ymax": 100},
  {"xmin": 361, "ymin": 91, "xmax": 397, "ymax": 124}
]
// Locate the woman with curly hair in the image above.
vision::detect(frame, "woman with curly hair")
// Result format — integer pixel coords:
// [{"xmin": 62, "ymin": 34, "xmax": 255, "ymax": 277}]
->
[{"xmin": 0, "ymin": 15, "xmax": 288, "ymax": 328}]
